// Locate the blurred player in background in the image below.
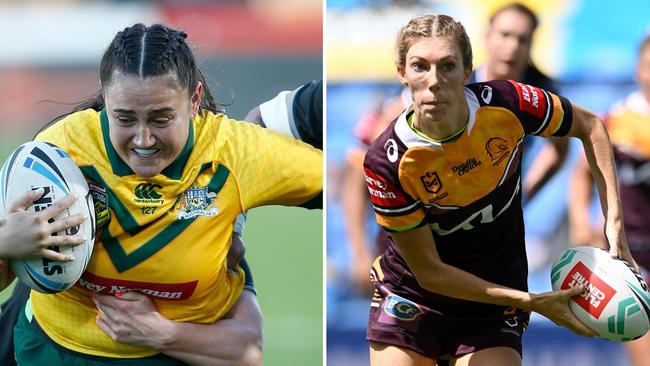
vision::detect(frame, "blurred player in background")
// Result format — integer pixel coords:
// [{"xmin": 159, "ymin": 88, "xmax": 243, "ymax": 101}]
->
[
  {"xmin": 569, "ymin": 34, "xmax": 650, "ymax": 366},
  {"xmin": 2, "ymin": 23, "xmax": 321, "ymax": 366},
  {"xmin": 364, "ymin": 13, "xmax": 632, "ymax": 365},
  {"xmin": 342, "ymin": 2, "xmax": 568, "ymax": 292}
]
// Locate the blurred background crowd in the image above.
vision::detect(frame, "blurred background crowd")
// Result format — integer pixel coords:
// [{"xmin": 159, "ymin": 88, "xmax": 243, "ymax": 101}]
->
[
  {"xmin": 0, "ymin": 1, "xmax": 322, "ymax": 365},
  {"xmin": 326, "ymin": 0, "xmax": 650, "ymax": 365}
]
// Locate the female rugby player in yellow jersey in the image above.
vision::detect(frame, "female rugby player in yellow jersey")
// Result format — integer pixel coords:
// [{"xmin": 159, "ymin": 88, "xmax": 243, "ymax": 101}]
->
[
  {"xmin": 362, "ymin": 14, "xmax": 637, "ymax": 366},
  {"xmin": 4, "ymin": 23, "xmax": 321, "ymax": 366}
]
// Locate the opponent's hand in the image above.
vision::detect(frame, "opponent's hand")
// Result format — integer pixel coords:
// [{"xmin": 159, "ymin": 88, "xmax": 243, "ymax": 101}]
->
[
  {"xmin": 0, "ymin": 189, "xmax": 86, "ymax": 261},
  {"xmin": 94, "ymin": 291, "xmax": 174, "ymax": 350},
  {"xmin": 530, "ymin": 286, "xmax": 597, "ymax": 337},
  {"xmin": 227, "ymin": 233, "xmax": 246, "ymax": 270}
]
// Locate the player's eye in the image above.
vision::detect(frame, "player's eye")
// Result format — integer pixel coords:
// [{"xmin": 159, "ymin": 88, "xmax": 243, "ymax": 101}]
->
[
  {"xmin": 115, "ymin": 116, "xmax": 136, "ymax": 125},
  {"xmin": 151, "ymin": 116, "xmax": 172, "ymax": 126},
  {"xmin": 412, "ymin": 62, "xmax": 427, "ymax": 72},
  {"xmin": 441, "ymin": 62, "xmax": 456, "ymax": 72}
]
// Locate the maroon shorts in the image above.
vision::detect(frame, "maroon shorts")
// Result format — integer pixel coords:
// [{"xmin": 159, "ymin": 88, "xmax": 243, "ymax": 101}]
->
[{"xmin": 366, "ymin": 286, "xmax": 529, "ymax": 360}]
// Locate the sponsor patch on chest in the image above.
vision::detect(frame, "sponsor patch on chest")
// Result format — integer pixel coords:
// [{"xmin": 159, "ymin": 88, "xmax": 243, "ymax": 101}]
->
[{"xmin": 77, "ymin": 272, "xmax": 198, "ymax": 300}]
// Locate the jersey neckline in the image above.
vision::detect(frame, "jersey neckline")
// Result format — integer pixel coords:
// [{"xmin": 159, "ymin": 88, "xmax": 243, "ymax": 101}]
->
[{"xmin": 395, "ymin": 87, "xmax": 479, "ymax": 149}]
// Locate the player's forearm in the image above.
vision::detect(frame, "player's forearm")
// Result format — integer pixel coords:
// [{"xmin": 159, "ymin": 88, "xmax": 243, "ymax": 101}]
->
[
  {"xmin": 414, "ymin": 259, "xmax": 534, "ymax": 310},
  {"xmin": 392, "ymin": 228, "xmax": 533, "ymax": 310},
  {"xmin": 575, "ymin": 114, "xmax": 623, "ymax": 231},
  {"xmin": 159, "ymin": 319, "xmax": 262, "ymax": 366},
  {"xmin": 156, "ymin": 291, "xmax": 263, "ymax": 366}
]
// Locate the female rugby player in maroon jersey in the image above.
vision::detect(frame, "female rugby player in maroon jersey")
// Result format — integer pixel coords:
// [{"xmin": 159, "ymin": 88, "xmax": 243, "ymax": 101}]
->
[{"xmin": 363, "ymin": 14, "xmax": 636, "ymax": 366}]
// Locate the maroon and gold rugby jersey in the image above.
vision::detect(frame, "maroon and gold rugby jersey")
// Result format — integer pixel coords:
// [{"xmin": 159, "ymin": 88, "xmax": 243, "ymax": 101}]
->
[
  {"xmin": 363, "ymin": 80, "xmax": 573, "ymax": 316},
  {"xmin": 605, "ymin": 91, "xmax": 650, "ymax": 266}
]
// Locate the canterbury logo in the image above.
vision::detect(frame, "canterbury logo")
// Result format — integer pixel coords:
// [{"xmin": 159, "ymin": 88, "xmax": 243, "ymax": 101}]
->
[{"xmin": 134, "ymin": 183, "xmax": 163, "ymax": 199}]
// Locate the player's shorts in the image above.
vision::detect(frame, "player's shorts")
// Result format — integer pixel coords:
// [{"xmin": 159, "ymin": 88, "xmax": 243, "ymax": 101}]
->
[
  {"xmin": 367, "ymin": 276, "xmax": 529, "ymax": 360},
  {"xmin": 14, "ymin": 298, "xmax": 189, "ymax": 366}
]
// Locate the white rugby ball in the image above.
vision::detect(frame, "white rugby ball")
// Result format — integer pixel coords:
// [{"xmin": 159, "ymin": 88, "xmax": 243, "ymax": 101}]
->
[
  {"xmin": 551, "ymin": 246, "xmax": 650, "ymax": 341},
  {"xmin": 0, "ymin": 141, "xmax": 95, "ymax": 294}
]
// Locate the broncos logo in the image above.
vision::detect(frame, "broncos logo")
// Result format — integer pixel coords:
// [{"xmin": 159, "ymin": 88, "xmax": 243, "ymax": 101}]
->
[{"xmin": 485, "ymin": 137, "xmax": 511, "ymax": 166}]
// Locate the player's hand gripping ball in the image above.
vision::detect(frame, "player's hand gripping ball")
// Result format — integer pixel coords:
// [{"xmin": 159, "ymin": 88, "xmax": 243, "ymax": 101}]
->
[
  {"xmin": 0, "ymin": 141, "xmax": 95, "ymax": 293},
  {"xmin": 551, "ymin": 246, "xmax": 650, "ymax": 341}
]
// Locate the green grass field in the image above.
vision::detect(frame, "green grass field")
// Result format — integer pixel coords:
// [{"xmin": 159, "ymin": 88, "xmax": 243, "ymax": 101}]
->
[
  {"xmin": 0, "ymin": 135, "xmax": 323, "ymax": 365},
  {"xmin": 243, "ymin": 206, "xmax": 322, "ymax": 365}
]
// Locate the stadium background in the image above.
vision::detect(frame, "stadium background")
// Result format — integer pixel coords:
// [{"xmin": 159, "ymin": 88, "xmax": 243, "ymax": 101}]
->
[
  {"xmin": 327, "ymin": 0, "xmax": 650, "ymax": 365},
  {"xmin": 0, "ymin": 1, "xmax": 322, "ymax": 365}
]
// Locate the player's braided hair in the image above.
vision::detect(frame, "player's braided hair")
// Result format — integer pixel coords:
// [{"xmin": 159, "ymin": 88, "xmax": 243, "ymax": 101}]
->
[
  {"xmin": 395, "ymin": 14, "xmax": 473, "ymax": 73},
  {"xmin": 42, "ymin": 23, "xmax": 221, "ymax": 130}
]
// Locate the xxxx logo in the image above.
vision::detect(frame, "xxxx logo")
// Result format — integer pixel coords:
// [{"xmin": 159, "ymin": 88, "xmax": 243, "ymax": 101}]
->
[{"xmin": 133, "ymin": 183, "xmax": 164, "ymax": 205}]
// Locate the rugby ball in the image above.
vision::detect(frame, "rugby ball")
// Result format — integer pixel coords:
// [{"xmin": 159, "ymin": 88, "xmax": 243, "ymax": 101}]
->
[
  {"xmin": 0, "ymin": 141, "xmax": 95, "ymax": 294},
  {"xmin": 551, "ymin": 246, "xmax": 650, "ymax": 341}
]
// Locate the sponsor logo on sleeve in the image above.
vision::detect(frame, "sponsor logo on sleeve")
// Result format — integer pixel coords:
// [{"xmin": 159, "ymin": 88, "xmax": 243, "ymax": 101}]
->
[
  {"xmin": 480, "ymin": 85, "xmax": 493, "ymax": 104},
  {"xmin": 508, "ymin": 81, "xmax": 547, "ymax": 119},
  {"xmin": 363, "ymin": 168, "xmax": 407, "ymax": 206},
  {"xmin": 561, "ymin": 262, "xmax": 616, "ymax": 318},
  {"xmin": 384, "ymin": 139, "xmax": 399, "ymax": 163},
  {"xmin": 420, "ymin": 171, "xmax": 442, "ymax": 193}
]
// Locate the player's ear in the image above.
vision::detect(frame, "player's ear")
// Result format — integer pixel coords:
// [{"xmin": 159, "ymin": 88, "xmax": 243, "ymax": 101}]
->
[
  {"xmin": 191, "ymin": 81, "xmax": 203, "ymax": 117},
  {"xmin": 397, "ymin": 65, "xmax": 408, "ymax": 87},
  {"xmin": 463, "ymin": 67, "xmax": 472, "ymax": 84}
]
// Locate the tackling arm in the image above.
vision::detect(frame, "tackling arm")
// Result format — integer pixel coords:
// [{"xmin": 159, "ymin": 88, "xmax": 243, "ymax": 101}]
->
[{"xmin": 94, "ymin": 290, "xmax": 263, "ymax": 366}]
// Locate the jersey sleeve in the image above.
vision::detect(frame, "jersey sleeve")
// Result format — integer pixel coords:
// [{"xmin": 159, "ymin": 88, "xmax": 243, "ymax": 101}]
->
[
  {"xmin": 33, "ymin": 119, "xmax": 69, "ymax": 150},
  {"xmin": 259, "ymin": 80, "xmax": 323, "ymax": 150},
  {"xmin": 223, "ymin": 119, "xmax": 322, "ymax": 210},
  {"xmin": 291, "ymin": 80, "xmax": 322, "ymax": 149},
  {"xmin": 478, "ymin": 80, "xmax": 574, "ymax": 137},
  {"xmin": 363, "ymin": 144, "xmax": 425, "ymax": 232}
]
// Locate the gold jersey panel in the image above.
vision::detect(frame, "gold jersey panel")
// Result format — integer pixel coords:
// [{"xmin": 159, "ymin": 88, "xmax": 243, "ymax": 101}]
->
[
  {"xmin": 364, "ymin": 80, "xmax": 570, "ymax": 232},
  {"xmin": 606, "ymin": 92, "xmax": 650, "ymax": 160},
  {"xmin": 32, "ymin": 109, "xmax": 322, "ymax": 357}
]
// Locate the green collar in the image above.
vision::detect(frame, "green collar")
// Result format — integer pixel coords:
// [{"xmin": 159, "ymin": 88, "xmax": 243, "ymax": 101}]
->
[
  {"xmin": 100, "ymin": 108, "xmax": 194, "ymax": 179},
  {"xmin": 406, "ymin": 111, "xmax": 466, "ymax": 144}
]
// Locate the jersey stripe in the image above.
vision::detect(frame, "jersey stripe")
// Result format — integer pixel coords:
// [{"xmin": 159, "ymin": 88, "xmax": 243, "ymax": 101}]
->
[
  {"xmin": 532, "ymin": 90, "xmax": 552, "ymax": 135},
  {"xmin": 373, "ymin": 200, "xmax": 420, "ymax": 215},
  {"xmin": 100, "ymin": 109, "xmax": 134, "ymax": 177},
  {"xmin": 99, "ymin": 164, "xmax": 230, "ymax": 272},
  {"xmin": 376, "ymin": 209, "xmax": 425, "ymax": 231},
  {"xmin": 80, "ymin": 166, "xmax": 141, "ymax": 234},
  {"xmin": 161, "ymin": 121, "xmax": 195, "ymax": 180}
]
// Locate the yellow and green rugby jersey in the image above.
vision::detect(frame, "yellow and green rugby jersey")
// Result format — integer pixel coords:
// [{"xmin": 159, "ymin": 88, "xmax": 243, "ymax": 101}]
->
[{"xmin": 31, "ymin": 108, "xmax": 322, "ymax": 358}]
